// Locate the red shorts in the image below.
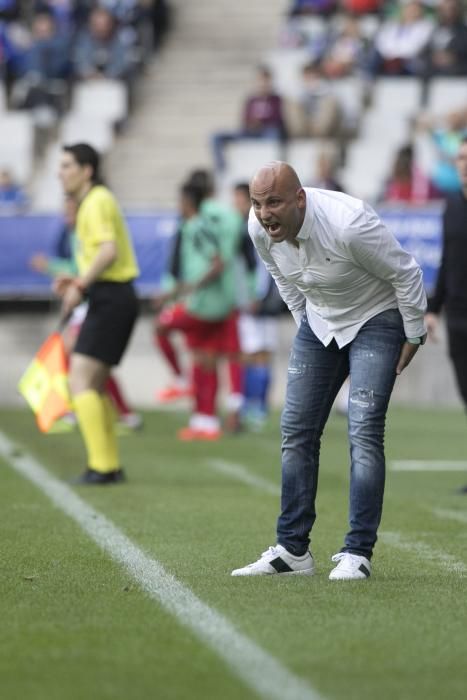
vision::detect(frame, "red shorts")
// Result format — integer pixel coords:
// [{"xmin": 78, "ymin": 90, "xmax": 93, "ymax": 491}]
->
[{"xmin": 157, "ymin": 304, "xmax": 240, "ymax": 354}]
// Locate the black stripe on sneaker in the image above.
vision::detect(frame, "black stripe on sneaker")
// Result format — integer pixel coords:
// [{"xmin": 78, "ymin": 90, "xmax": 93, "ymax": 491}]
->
[
  {"xmin": 358, "ymin": 563, "xmax": 371, "ymax": 578},
  {"xmin": 270, "ymin": 557, "xmax": 294, "ymax": 573}
]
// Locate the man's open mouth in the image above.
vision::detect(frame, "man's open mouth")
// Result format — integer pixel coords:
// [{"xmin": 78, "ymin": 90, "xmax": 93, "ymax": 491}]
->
[{"xmin": 265, "ymin": 222, "xmax": 280, "ymax": 234}]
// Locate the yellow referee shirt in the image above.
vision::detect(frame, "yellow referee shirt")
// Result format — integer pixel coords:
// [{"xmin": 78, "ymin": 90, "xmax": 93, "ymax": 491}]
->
[{"xmin": 76, "ymin": 185, "xmax": 139, "ymax": 282}]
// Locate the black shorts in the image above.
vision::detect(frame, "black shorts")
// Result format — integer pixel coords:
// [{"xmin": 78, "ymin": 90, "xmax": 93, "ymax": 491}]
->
[{"xmin": 75, "ymin": 280, "xmax": 139, "ymax": 366}]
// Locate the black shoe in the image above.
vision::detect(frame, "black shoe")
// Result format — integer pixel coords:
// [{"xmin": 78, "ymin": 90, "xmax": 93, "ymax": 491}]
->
[
  {"xmin": 71, "ymin": 467, "xmax": 126, "ymax": 485},
  {"xmin": 457, "ymin": 484, "xmax": 467, "ymax": 494}
]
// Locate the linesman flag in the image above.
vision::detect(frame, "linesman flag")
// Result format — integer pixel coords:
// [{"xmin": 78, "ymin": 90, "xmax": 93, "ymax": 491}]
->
[{"xmin": 18, "ymin": 332, "xmax": 72, "ymax": 432}]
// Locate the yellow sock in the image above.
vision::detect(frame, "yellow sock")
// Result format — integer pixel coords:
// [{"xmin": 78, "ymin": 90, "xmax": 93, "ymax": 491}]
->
[
  {"xmin": 73, "ymin": 390, "xmax": 119, "ymax": 473},
  {"xmin": 102, "ymin": 395, "xmax": 119, "ymax": 469}
]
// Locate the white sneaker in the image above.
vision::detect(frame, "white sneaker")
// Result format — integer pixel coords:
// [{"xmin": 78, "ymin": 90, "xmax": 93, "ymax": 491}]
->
[
  {"xmin": 231, "ymin": 544, "xmax": 315, "ymax": 577},
  {"xmin": 328, "ymin": 552, "xmax": 371, "ymax": 581}
]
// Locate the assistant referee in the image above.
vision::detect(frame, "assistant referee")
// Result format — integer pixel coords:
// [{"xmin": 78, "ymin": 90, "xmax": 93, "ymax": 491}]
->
[{"xmin": 56, "ymin": 143, "xmax": 139, "ymax": 484}]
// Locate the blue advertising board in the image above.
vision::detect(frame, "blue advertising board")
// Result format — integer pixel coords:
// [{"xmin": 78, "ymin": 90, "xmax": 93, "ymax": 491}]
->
[{"xmin": 0, "ymin": 205, "xmax": 443, "ymax": 299}]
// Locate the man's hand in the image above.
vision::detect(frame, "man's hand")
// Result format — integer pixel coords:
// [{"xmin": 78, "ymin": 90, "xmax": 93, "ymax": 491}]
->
[
  {"xmin": 61, "ymin": 282, "xmax": 83, "ymax": 317},
  {"xmin": 53, "ymin": 274, "xmax": 75, "ymax": 297},
  {"xmin": 425, "ymin": 312, "xmax": 439, "ymax": 342},
  {"xmin": 396, "ymin": 342, "xmax": 420, "ymax": 375},
  {"xmin": 30, "ymin": 253, "xmax": 49, "ymax": 273}
]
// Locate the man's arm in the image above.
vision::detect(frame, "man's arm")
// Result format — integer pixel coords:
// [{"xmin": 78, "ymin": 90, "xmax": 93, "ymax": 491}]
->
[{"xmin": 346, "ymin": 204, "xmax": 427, "ymax": 339}]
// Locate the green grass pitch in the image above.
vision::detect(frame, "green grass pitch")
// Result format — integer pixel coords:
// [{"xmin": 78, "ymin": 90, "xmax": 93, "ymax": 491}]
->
[{"xmin": 1, "ymin": 406, "xmax": 467, "ymax": 700}]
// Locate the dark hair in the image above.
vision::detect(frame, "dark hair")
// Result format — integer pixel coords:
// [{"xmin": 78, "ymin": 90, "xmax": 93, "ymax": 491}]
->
[
  {"xmin": 180, "ymin": 182, "xmax": 204, "ymax": 211},
  {"xmin": 63, "ymin": 143, "xmax": 101, "ymax": 184},
  {"xmin": 234, "ymin": 182, "xmax": 250, "ymax": 198},
  {"xmin": 187, "ymin": 169, "xmax": 214, "ymax": 198}
]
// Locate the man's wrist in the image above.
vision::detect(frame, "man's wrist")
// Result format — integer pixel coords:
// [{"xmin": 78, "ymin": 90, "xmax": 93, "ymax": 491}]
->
[
  {"xmin": 72, "ymin": 278, "xmax": 87, "ymax": 294},
  {"xmin": 406, "ymin": 333, "xmax": 427, "ymax": 345}
]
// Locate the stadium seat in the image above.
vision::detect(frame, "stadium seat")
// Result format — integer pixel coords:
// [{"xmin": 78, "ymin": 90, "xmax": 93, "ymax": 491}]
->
[
  {"xmin": 265, "ymin": 48, "xmax": 312, "ymax": 100},
  {"xmin": 71, "ymin": 79, "xmax": 129, "ymax": 124},
  {"xmin": 286, "ymin": 139, "xmax": 330, "ymax": 184},
  {"xmin": 426, "ymin": 77, "xmax": 467, "ymax": 114},
  {"xmin": 360, "ymin": 110, "xmax": 411, "ymax": 145},
  {"xmin": 0, "ymin": 83, "xmax": 6, "ymax": 113},
  {"xmin": 341, "ymin": 140, "xmax": 395, "ymax": 202},
  {"xmin": 223, "ymin": 139, "xmax": 282, "ymax": 185},
  {"xmin": 371, "ymin": 77, "xmax": 423, "ymax": 117},
  {"xmin": 0, "ymin": 112, "xmax": 35, "ymax": 182},
  {"xmin": 61, "ymin": 115, "xmax": 114, "ymax": 153}
]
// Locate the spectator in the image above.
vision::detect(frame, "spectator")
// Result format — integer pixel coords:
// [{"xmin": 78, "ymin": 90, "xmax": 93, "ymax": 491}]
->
[
  {"xmin": 322, "ymin": 14, "xmax": 366, "ymax": 79},
  {"xmin": 423, "ymin": 0, "xmax": 467, "ymax": 77},
  {"xmin": 211, "ymin": 66, "xmax": 287, "ymax": 171},
  {"xmin": 380, "ymin": 143, "xmax": 440, "ymax": 203},
  {"xmin": 73, "ymin": 6, "xmax": 136, "ymax": 82},
  {"xmin": 308, "ymin": 146, "xmax": 344, "ymax": 191},
  {"xmin": 0, "ymin": 168, "xmax": 27, "ymax": 213},
  {"xmin": 368, "ymin": 0, "xmax": 434, "ymax": 76},
  {"xmin": 11, "ymin": 9, "xmax": 70, "ymax": 124},
  {"xmin": 417, "ymin": 107, "xmax": 467, "ymax": 194},
  {"xmin": 286, "ymin": 60, "xmax": 341, "ymax": 139},
  {"xmin": 289, "ymin": 0, "xmax": 338, "ymax": 17}
]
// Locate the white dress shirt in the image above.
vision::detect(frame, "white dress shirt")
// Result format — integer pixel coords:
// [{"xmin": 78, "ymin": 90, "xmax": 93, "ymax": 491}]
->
[{"xmin": 248, "ymin": 188, "xmax": 427, "ymax": 348}]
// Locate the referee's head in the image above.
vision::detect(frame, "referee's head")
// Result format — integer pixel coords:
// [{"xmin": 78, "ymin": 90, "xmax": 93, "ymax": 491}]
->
[{"xmin": 60, "ymin": 143, "xmax": 102, "ymax": 198}]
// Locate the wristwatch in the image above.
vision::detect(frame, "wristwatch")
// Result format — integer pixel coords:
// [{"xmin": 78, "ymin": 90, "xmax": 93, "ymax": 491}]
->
[{"xmin": 406, "ymin": 333, "xmax": 427, "ymax": 345}]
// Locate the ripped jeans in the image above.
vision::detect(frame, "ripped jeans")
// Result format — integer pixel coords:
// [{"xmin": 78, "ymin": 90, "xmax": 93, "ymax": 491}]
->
[{"xmin": 277, "ymin": 309, "xmax": 405, "ymax": 558}]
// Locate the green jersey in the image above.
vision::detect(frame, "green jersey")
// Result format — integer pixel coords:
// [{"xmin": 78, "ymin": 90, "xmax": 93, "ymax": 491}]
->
[{"xmin": 181, "ymin": 211, "xmax": 237, "ymax": 321}]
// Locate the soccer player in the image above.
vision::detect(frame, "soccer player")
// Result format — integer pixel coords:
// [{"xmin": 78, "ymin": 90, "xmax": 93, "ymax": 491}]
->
[
  {"xmin": 153, "ymin": 182, "xmax": 239, "ymax": 440},
  {"xmin": 55, "ymin": 143, "xmax": 139, "ymax": 484},
  {"xmin": 232, "ymin": 162, "xmax": 426, "ymax": 580}
]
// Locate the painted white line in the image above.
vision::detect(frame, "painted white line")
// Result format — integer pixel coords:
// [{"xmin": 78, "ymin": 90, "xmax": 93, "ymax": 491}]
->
[
  {"xmin": 207, "ymin": 459, "xmax": 280, "ymax": 497},
  {"xmin": 379, "ymin": 531, "xmax": 467, "ymax": 575},
  {"xmin": 390, "ymin": 461, "xmax": 467, "ymax": 472},
  {"xmin": 0, "ymin": 431, "xmax": 323, "ymax": 700},
  {"xmin": 433, "ymin": 508, "xmax": 467, "ymax": 525}
]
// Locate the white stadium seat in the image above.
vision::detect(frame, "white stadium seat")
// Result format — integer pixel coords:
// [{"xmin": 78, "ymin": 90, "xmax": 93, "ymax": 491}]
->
[
  {"xmin": 61, "ymin": 115, "xmax": 114, "ymax": 153},
  {"xmin": 223, "ymin": 139, "xmax": 281, "ymax": 185},
  {"xmin": 371, "ymin": 77, "xmax": 423, "ymax": 117},
  {"xmin": 0, "ymin": 112, "xmax": 34, "ymax": 182},
  {"xmin": 427, "ymin": 77, "xmax": 467, "ymax": 114},
  {"xmin": 71, "ymin": 79, "xmax": 128, "ymax": 124}
]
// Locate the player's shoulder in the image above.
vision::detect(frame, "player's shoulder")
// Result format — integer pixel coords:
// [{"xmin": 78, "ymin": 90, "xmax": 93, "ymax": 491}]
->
[{"xmin": 86, "ymin": 185, "xmax": 117, "ymax": 208}]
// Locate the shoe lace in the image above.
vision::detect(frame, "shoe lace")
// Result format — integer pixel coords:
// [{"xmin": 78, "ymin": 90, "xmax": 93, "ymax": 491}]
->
[
  {"xmin": 261, "ymin": 545, "xmax": 280, "ymax": 559},
  {"xmin": 331, "ymin": 552, "xmax": 347, "ymax": 564}
]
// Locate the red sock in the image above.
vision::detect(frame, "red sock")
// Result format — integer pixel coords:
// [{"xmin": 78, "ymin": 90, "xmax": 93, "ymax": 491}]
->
[
  {"xmin": 156, "ymin": 331, "xmax": 182, "ymax": 376},
  {"xmin": 228, "ymin": 360, "xmax": 244, "ymax": 395},
  {"xmin": 193, "ymin": 365, "xmax": 218, "ymax": 416},
  {"xmin": 106, "ymin": 375, "xmax": 130, "ymax": 416}
]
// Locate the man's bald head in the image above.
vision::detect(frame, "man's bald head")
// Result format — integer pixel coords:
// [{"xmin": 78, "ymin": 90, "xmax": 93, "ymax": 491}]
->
[
  {"xmin": 250, "ymin": 161, "xmax": 306, "ymax": 244},
  {"xmin": 250, "ymin": 161, "xmax": 302, "ymax": 198}
]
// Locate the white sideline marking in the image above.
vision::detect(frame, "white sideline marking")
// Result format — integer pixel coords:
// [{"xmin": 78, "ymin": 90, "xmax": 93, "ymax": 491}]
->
[
  {"xmin": 390, "ymin": 461, "xmax": 467, "ymax": 472},
  {"xmin": 0, "ymin": 431, "xmax": 323, "ymax": 700},
  {"xmin": 207, "ymin": 459, "xmax": 280, "ymax": 497},
  {"xmin": 433, "ymin": 508, "xmax": 467, "ymax": 525},
  {"xmin": 379, "ymin": 531, "xmax": 467, "ymax": 575}
]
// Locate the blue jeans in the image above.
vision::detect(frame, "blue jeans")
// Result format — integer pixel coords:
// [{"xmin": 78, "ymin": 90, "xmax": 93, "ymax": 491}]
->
[{"xmin": 277, "ymin": 309, "xmax": 405, "ymax": 559}]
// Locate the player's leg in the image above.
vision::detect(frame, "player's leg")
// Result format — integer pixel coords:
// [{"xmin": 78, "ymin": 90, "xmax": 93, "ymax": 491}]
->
[{"xmin": 154, "ymin": 304, "xmax": 193, "ymax": 401}]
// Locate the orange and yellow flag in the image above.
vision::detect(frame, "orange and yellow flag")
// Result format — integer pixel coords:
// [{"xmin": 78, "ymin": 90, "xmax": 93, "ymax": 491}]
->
[{"xmin": 18, "ymin": 332, "xmax": 72, "ymax": 433}]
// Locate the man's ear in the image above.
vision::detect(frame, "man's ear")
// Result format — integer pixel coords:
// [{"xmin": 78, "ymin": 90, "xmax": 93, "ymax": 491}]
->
[{"xmin": 296, "ymin": 188, "xmax": 306, "ymax": 209}]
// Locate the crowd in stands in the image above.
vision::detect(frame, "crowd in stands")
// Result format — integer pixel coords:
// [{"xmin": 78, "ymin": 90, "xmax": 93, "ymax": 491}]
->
[
  {"xmin": 212, "ymin": 0, "xmax": 467, "ymax": 205},
  {"xmin": 0, "ymin": 0, "xmax": 170, "ymax": 211}
]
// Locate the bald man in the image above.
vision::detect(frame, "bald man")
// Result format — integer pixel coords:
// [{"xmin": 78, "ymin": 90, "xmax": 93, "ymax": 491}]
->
[{"xmin": 232, "ymin": 162, "xmax": 427, "ymax": 580}]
